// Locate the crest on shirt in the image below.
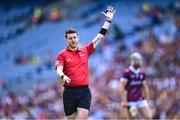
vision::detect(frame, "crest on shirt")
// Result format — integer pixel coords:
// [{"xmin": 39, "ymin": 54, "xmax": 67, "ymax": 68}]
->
[
  {"xmin": 67, "ymin": 58, "xmax": 72, "ymax": 62},
  {"xmin": 140, "ymin": 74, "xmax": 143, "ymax": 79},
  {"xmin": 79, "ymin": 51, "xmax": 85, "ymax": 57},
  {"xmin": 131, "ymin": 75, "xmax": 135, "ymax": 79},
  {"xmin": 135, "ymin": 74, "xmax": 139, "ymax": 78},
  {"xmin": 79, "ymin": 53, "xmax": 85, "ymax": 56}
]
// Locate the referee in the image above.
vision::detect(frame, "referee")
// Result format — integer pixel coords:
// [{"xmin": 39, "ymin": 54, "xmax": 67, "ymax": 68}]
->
[{"xmin": 55, "ymin": 6, "xmax": 115, "ymax": 120}]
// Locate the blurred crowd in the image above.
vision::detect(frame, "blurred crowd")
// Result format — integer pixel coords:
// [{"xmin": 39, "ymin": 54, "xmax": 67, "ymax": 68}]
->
[
  {"xmin": 0, "ymin": 1, "xmax": 62, "ymax": 43},
  {"xmin": 0, "ymin": 0, "xmax": 180, "ymax": 119},
  {"xmin": 88, "ymin": 28, "xmax": 180, "ymax": 119},
  {"xmin": 32, "ymin": 7, "xmax": 61, "ymax": 24},
  {"xmin": 13, "ymin": 53, "xmax": 54, "ymax": 75},
  {"xmin": 0, "ymin": 80, "xmax": 65, "ymax": 119}
]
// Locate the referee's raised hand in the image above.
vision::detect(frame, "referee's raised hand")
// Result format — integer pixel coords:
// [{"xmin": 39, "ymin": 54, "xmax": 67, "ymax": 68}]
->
[{"xmin": 102, "ymin": 6, "xmax": 115, "ymax": 21}]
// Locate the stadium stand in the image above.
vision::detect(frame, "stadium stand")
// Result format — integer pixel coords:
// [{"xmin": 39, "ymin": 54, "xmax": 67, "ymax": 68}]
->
[{"xmin": 0, "ymin": 0, "xmax": 179, "ymax": 119}]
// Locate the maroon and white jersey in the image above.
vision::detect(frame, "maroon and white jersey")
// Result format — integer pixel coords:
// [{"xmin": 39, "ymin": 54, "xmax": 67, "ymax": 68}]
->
[{"xmin": 120, "ymin": 66, "xmax": 146, "ymax": 102}]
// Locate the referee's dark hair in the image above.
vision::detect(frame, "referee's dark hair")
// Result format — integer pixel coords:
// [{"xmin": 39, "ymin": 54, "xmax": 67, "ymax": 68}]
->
[{"xmin": 65, "ymin": 28, "xmax": 78, "ymax": 38}]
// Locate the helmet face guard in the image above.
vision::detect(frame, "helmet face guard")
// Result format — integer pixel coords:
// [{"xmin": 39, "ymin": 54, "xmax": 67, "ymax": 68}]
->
[{"xmin": 130, "ymin": 52, "xmax": 143, "ymax": 67}]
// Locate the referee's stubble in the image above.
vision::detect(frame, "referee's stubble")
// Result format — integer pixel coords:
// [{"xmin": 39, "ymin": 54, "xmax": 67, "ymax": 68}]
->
[{"xmin": 66, "ymin": 33, "xmax": 79, "ymax": 49}]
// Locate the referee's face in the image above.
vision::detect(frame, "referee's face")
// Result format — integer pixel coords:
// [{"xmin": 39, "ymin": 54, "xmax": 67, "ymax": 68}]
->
[{"xmin": 66, "ymin": 33, "xmax": 79, "ymax": 49}]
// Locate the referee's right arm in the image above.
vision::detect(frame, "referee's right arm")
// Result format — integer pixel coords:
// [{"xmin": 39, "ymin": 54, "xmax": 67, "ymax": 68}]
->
[
  {"xmin": 55, "ymin": 53, "xmax": 71, "ymax": 83},
  {"xmin": 56, "ymin": 66, "xmax": 71, "ymax": 83}
]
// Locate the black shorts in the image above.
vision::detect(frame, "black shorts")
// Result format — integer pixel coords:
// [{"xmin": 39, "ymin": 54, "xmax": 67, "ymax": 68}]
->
[{"xmin": 63, "ymin": 85, "xmax": 92, "ymax": 116}]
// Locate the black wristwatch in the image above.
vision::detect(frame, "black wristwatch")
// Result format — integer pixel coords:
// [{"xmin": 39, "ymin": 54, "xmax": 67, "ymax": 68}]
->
[{"xmin": 61, "ymin": 75, "xmax": 64, "ymax": 79}]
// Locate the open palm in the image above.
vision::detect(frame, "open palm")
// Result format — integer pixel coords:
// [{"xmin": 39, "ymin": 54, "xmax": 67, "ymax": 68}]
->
[{"xmin": 102, "ymin": 6, "xmax": 115, "ymax": 21}]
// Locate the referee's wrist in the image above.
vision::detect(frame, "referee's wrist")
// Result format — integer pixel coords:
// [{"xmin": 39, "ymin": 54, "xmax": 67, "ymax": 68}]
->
[
  {"xmin": 105, "ymin": 19, "xmax": 111, "ymax": 23},
  {"xmin": 99, "ymin": 28, "xmax": 107, "ymax": 36}
]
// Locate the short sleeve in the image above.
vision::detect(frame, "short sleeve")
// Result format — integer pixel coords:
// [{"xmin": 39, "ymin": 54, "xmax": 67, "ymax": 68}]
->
[
  {"xmin": 120, "ymin": 70, "xmax": 129, "ymax": 82},
  {"xmin": 55, "ymin": 53, "xmax": 64, "ymax": 70},
  {"xmin": 85, "ymin": 42, "xmax": 95, "ymax": 56}
]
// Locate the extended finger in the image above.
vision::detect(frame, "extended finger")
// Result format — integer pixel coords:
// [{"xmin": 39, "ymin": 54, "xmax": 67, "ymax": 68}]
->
[
  {"xmin": 66, "ymin": 79, "xmax": 70, "ymax": 83},
  {"xmin": 102, "ymin": 12, "xmax": 106, "ymax": 15},
  {"xmin": 110, "ymin": 6, "xmax": 113, "ymax": 12},
  {"xmin": 107, "ymin": 6, "xmax": 110, "ymax": 12},
  {"xmin": 111, "ymin": 6, "xmax": 115, "ymax": 12},
  {"xmin": 112, "ymin": 7, "xmax": 114, "ymax": 12},
  {"xmin": 113, "ymin": 9, "xmax": 116, "ymax": 14},
  {"xmin": 109, "ymin": 6, "xmax": 113, "ymax": 12}
]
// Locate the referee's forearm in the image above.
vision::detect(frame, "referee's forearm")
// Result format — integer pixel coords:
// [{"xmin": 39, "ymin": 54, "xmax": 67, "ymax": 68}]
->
[
  {"xmin": 56, "ymin": 66, "xmax": 64, "ymax": 78},
  {"xmin": 92, "ymin": 20, "xmax": 111, "ymax": 48},
  {"xmin": 98, "ymin": 19, "xmax": 111, "ymax": 37},
  {"xmin": 102, "ymin": 20, "xmax": 111, "ymax": 30}
]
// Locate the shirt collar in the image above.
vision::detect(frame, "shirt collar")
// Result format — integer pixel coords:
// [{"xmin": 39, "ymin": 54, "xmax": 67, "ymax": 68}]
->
[
  {"xmin": 66, "ymin": 46, "xmax": 82, "ymax": 52},
  {"xmin": 129, "ymin": 66, "xmax": 140, "ymax": 74}
]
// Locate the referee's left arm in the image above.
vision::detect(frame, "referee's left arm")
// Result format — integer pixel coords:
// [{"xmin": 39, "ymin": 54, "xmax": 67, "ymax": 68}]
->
[{"xmin": 92, "ymin": 6, "xmax": 115, "ymax": 49}]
